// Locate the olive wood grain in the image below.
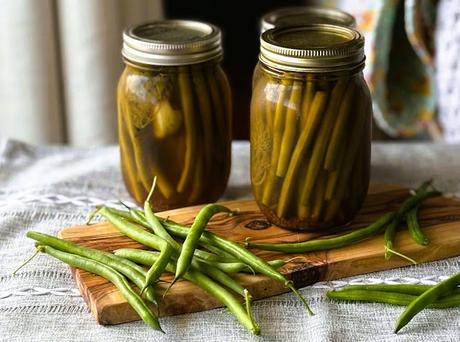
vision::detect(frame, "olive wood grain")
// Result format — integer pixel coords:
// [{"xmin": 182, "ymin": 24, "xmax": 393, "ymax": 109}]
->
[{"xmin": 58, "ymin": 183, "xmax": 460, "ymax": 325}]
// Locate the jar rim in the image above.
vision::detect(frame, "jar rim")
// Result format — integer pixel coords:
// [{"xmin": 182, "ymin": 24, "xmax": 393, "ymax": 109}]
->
[{"xmin": 259, "ymin": 24, "xmax": 365, "ymax": 73}]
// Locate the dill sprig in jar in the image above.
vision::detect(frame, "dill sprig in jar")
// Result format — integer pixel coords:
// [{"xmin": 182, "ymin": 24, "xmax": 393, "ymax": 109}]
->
[
  {"xmin": 251, "ymin": 24, "xmax": 372, "ymax": 230},
  {"xmin": 118, "ymin": 20, "xmax": 232, "ymax": 210}
]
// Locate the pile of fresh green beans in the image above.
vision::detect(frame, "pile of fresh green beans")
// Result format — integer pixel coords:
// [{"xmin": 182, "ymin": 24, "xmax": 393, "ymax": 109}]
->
[
  {"xmin": 327, "ymin": 272, "xmax": 460, "ymax": 333},
  {"xmin": 117, "ymin": 62, "xmax": 231, "ymax": 210},
  {"xmin": 23, "ymin": 195, "xmax": 314, "ymax": 335},
  {"xmin": 247, "ymin": 181, "xmax": 440, "ymax": 262}
]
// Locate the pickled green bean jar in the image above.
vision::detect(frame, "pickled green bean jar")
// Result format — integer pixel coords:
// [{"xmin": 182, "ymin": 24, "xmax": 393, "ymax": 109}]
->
[
  {"xmin": 118, "ymin": 20, "xmax": 232, "ymax": 210},
  {"xmin": 251, "ymin": 24, "xmax": 372, "ymax": 230}
]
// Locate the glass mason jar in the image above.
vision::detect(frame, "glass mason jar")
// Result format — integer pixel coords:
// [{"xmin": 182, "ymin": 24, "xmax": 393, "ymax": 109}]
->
[
  {"xmin": 118, "ymin": 20, "xmax": 232, "ymax": 210},
  {"xmin": 260, "ymin": 6, "xmax": 356, "ymax": 33},
  {"xmin": 251, "ymin": 24, "xmax": 372, "ymax": 230}
]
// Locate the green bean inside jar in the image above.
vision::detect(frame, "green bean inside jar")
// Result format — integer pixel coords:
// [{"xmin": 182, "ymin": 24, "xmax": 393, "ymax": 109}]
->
[
  {"xmin": 251, "ymin": 24, "xmax": 372, "ymax": 230},
  {"xmin": 118, "ymin": 20, "xmax": 232, "ymax": 210}
]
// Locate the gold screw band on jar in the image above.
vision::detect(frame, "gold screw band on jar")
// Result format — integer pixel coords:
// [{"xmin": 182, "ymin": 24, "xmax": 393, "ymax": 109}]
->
[
  {"xmin": 122, "ymin": 20, "xmax": 222, "ymax": 66},
  {"xmin": 251, "ymin": 24, "xmax": 372, "ymax": 230},
  {"xmin": 259, "ymin": 24, "xmax": 365, "ymax": 73},
  {"xmin": 118, "ymin": 20, "xmax": 231, "ymax": 210},
  {"xmin": 260, "ymin": 6, "xmax": 356, "ymax": 33}
]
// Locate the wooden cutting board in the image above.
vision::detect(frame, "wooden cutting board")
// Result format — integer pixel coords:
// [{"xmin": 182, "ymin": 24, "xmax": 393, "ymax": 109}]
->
[{"xmin": 58, "ymin": 183, "xmax": 460, "ymax": 325}]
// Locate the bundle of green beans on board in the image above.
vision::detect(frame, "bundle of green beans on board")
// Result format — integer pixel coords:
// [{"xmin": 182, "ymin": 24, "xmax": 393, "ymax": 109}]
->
[
  {"xmin": 18, "ymin": 181, "xmax": 457, "ymax": 335},
  {"xmin": 19, "ymin": 180, "xmax": 311, "ymax": 335}
]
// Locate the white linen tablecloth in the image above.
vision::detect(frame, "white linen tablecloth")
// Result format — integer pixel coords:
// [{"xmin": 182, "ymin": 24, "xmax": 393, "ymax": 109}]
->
[{"xmin": 0, "ymin": 139, "xmax": 459, "ymax": 342}]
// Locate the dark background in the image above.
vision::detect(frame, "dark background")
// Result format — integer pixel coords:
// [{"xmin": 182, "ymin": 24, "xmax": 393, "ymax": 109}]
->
[{"xmin": 164, "ymin": 0, "xmax": 304, "ymax": 140}]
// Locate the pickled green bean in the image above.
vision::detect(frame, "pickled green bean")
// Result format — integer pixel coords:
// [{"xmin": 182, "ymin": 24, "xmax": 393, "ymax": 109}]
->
[
  {"xmin": 276, "ymin": 90, "xmax": 329, "ymax": 218},
  {"xmin": 276, "ymin": 80, "xmax": 303, "ymax": 177},
  {"xmin": 177, "ymin": 66, "xmax": 197, "ymax": 193},
  {"xmin": 299, "ymin": 78, "xmax": 349, "ymax": 206}
]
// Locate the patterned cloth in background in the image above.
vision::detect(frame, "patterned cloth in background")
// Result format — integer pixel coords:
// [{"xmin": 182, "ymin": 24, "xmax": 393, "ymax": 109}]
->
[
  {"xmin": 436, "ymin": 0, "xmax": 460, "ymax": 142},
  {"xmin": 321, "ymin": 0, "xmax": 441, "ymax": 139}
]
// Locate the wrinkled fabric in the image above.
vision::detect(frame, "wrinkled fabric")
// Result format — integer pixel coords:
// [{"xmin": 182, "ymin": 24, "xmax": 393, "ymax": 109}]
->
[
  {"xmin": 1, "ymin": 139, "xmax": 459, "ymax": 341},
  {"xmin": 330, "ymin": 0, "xmax": 438, "ymax": 138}
]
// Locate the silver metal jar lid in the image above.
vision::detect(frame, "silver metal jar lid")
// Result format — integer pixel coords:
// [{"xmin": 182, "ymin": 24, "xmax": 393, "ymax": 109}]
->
[
  {"xmin": 260, "ymin": 6, "xmax": 356, "ymax": 33},
  {"xmin": 122, "ymin": 20, "xmax": 222, "ymax": 66},
  {"xmin": 259, "ymin": 24, "xmax": 365, "ymax": 73}
]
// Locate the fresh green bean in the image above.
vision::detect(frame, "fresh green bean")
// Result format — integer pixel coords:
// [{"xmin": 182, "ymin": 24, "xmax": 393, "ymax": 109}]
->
[
  {"xmin": 126, "ymin": 207, "xmax": 150, "ymax": 226},
  {"xmin": 99, "ymin": 206, "xmax": 235, "ymax": 291},
  {"xmin": 144, "ymin": 181, "xmax": 223, "ymax": 263},
  {"xmin": 174, "ymin": 204, "xmax": 234, "ymax": 285},
  {"xmin": 383, "ymin": 217, "xmax": 404, "ymax": 260},
  {"xmin": 407, "ymin": 205, "xmax": 429, "ymax": 246},
  {"xmin": 125, "ymin": 248, "xmax": 247, "ymax": 298},
  {"xmin": 128, "ymin": 204, "xmax": 232, "ymax": 262},
  {"xmin": 334, "ymin": 284, "xmax": 460, "ymax": 296},
  {"xmin": 144, "ymin": 198, "xmax": 226, "ymax": 262},
  {"xmin": 199, "ymin": 242, "xmax": 238, "ymax": 262},
  {"xmin": 26, "ymin": 231, "xmax": 157, "ymax": 305},
  {"xmin": 207, "ymin": 259, "xmax": 285, "ymax": 274},
  {"xmin": 144, "ymin": 179, "xmax": 182, "ymax": 250},
  {"xmin": 248, "ymin": 212, "xmax": 396, "ymax": 253},
  {"xmin": 327, "ymin": 289, "xmax": 460, "ymax": 308},
  {"xmin": 114, "ymin": 248, "xmax": 260, "ymax": 335},
  {"xmin": 197, "ymin": 260, "xmax": 247, "ymax": 296},
  {"xmin": 37, "ymin": 245, "xmax": 162, "ymax": 331},
  {"xmin": 142, "ymin": 243, "xmax": 173, "ymax": 294},
  {"xmin": 396, "ymin": 183, "xmax": 439, "ymax": 215},
  {"xmin": 97, "ymin": 206, "xmax": 171, "ymax": 252},
  {"xmin": 112, "ymin": 200, "xmax": 252, "ymax": 296},
  {"xmin": 385, "ymin": 186, "xmax": 440, "ymax": 259},
  {"xmin": 108, "ymin": 210, "xmax": 283, "ymax": 274},
  {"xmin": 395, "ymin": 271, "xmax": 460, "ymax": 333}
]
